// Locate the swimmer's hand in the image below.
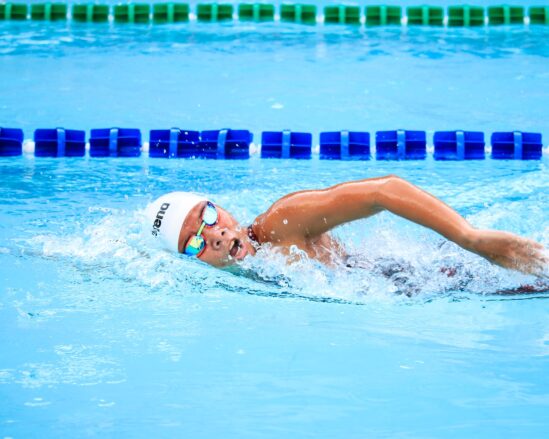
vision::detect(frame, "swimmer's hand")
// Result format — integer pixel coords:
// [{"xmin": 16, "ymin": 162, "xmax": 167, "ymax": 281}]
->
[{"xmin": 468, "ymin": 230, "xmax": 548, "ymax": 278}]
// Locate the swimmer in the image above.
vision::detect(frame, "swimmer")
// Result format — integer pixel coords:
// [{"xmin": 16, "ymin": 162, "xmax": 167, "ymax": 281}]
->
[{"xmin": 146, "ymin": 175, "xmax": 548, "ymax": 278}]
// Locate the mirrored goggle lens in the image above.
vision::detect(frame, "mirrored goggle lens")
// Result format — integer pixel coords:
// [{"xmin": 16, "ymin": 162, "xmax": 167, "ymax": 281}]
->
[
  {"xmin": 184, "ymin": 235, "xmax": 205, "ymax": 256},
  {"xmin": 202, "ymin": 202, "xmax": 218, "ymax": 225}
]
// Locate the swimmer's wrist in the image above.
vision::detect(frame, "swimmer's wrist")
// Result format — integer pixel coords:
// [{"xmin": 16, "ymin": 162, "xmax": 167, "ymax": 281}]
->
[
  {"xmin": 461, "ymin": 229, "xmax": 482, "ymax": 253},
  {"xmin": 464, "ymin": 229, "xmax": 511, "ymax": 261}
]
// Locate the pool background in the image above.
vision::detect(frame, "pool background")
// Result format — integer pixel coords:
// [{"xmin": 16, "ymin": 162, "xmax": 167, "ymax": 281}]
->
[
  {"xmin": 2, "ymin": 1, "xmax": 549, "ymax": 143},
  {"xmin": 2, "ymin": 1, "xmax": 549, "ymax": 438}
]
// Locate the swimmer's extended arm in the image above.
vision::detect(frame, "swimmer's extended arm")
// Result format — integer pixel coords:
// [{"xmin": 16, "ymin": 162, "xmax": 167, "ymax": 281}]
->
[{"xmin": 256, "ymin": 175, "xmax": 547, "ymax": 276}]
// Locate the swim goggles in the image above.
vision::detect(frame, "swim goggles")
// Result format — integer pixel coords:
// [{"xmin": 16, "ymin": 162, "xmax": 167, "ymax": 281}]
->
[{"xmin": 183, "ymin": 201, "xmax": 218, "ymax": 257}]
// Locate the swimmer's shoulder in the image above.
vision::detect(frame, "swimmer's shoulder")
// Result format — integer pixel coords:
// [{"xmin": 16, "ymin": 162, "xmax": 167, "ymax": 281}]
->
[
  {"xmin": 249, "ymin": 212, "xmax": 275, "ymax": 244},
  {"xmin": 250, "ymin": 195, "xmax": 308, "ymax": 244}
]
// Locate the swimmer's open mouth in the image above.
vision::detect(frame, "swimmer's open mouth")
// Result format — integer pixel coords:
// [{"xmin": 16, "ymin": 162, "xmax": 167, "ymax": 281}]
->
[{"xmin": 229, "ymin": 239, "xmax": 241, "ymax": 258}]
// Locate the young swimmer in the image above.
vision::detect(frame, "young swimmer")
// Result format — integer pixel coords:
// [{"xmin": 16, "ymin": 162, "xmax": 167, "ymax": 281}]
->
[{"xmin": 145, "ymin": 175, "xmax": 548, "ymax": 278}]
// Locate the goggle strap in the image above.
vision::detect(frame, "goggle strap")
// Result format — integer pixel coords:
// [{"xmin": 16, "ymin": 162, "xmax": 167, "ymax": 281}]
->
[{"xmin": 196, "ymin": 222, "xmax": 206, "ymax": 236}]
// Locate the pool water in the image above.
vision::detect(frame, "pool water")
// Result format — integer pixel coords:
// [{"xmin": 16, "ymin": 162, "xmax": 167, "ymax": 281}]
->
[
  {"xmin": 2, "ymin": 20, "xmax": 549, "ymax": 140},
  {"xmin": 1, "ymin": 9, "xmax": 549, "ymax": 439}
]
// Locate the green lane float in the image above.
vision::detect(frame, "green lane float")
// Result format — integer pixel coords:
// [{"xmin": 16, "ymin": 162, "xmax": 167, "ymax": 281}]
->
[
  {"xmin": 0, "ymin": 3, "xmax": 28, "ymax": 20},
  {"xmin": 406, "ymin": 6, "xmax": 444, "ymax": 26},
  {"xmin": 324, "ymin": 5, "xmax": 361, "ymax": 25},
  {"xmin": 114, "ymin": 3, "xmax": 151, "ymax": 24},
  {"xmin": 487, "ymin": 5, "xmax": 525, "ymax": 25},
  {"xmin": 153, "ymin": 3, "xmax": 190, "ymax": 23},
  {"xmin": 30, "ymin": 3, "xmax": 68, "ymax": 21},
  {"xmin": 447, "ymin": 5, "xmax": 485, "ymax": 26},
  {"xmin": 529, "ymin": 6, "xmax": 549, "ymax": 25},
  {"xmin": 238, "ymin": 3, "xmax": 275, "ymax": 22},
  {"xmin": 72, "ymin": 4, "xmax": 109, "ymax": 23},
  {"xmin": 280, "ymin": 4, "xmax": 316, "ymax": 25},
  {"xmin": 0, "ymin": 3, "xmax": 547, "ymax": 27},
  {"xmin": 365, "ymin": 5, "xmax": 402, "ymax": 26},
  {"xmin": 196, "ymin": 3, "xmax": 234, "ymax": 22}
]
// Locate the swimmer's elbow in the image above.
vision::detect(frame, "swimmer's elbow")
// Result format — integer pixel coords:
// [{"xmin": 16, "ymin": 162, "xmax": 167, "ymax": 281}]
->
[{"xmin": 374, "ymin": 174, "xmax": 405, "ymax": 208}]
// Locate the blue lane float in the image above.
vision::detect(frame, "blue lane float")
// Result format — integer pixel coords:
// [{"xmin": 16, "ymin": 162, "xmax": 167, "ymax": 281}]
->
[
  {"xmin": 319, "ymin": 131, "xmax": 370, "ymax": 160},
  {"xmin": 261, "ymin": 130, "xmax": 312, "ymax": 159},
  {"xmin": 150, "ymin": 129, "xmax": 252, "ymax": 159},
  {"xmin": 433, "ymin": 130, "xmax": 485, "ymax": 160},
  {"xmin": 199, "ymin": 129, "xmax": 253, "ymax": 159},
  {"xmin": 149, "ymin": 128, "xmax": 200, "ymax": 158},
  {"xmin": 491, "ymin": 131, "xmax": 542, "ymax": 160},
  {"xmin": 34, "ymin": 128, "xmax": 86, "ymax": 157},
  {"xmin": 1, "ymin": 127, "xmax": 545, "ymax": 160},
  {"xmin": 89, "ymin": 128, "xmax": 141, "ymax": 157},
  {"xmin": 0, "ymin": 127, "xmax": 24, "ymax": 156},
  {"xmin": 376, "ymin": 130, "xmax": 426, "ymax": 160}
]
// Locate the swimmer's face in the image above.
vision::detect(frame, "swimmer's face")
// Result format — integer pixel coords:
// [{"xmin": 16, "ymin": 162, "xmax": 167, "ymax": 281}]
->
[{"xmin": 178, "ymin": 201, "xmax": 256, "ymax": 267}]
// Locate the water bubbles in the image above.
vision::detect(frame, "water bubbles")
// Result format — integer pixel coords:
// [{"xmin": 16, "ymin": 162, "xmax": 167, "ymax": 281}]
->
[
  {"xmin": 23, "ymin": 397, "xmax": 50, "ymax": 407},
  {"xmin": 97, "ymin": 399, "xmax": 116, "ymax": 408}
]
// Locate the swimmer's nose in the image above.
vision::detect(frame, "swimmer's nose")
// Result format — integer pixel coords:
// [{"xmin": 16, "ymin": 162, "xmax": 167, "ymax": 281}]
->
[{"xmin": 207, "ymin": 227, "xmax": 230, "ymax": 251}]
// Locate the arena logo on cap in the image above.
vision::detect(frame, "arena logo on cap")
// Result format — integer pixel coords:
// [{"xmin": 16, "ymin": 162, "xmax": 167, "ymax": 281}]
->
[{"xmin": 151, "ymin": 203, "xmax": 170, "ymax": 236}]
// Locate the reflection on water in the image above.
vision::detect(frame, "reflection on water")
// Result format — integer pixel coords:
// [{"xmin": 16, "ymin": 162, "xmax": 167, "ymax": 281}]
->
[{"xmin": 2, "ymin": 22, "xmax": 549, "ymax": 59}]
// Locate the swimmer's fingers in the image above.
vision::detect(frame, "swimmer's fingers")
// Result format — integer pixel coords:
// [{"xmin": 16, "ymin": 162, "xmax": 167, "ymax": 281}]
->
[
  {"xmin": 530, "ymin": 249, "xmax": 549, "ymax": 279},
  {"xmin": 523, "ymin": 241, "xmax": 549, "ymax": 278},
  {"xmin": 507, "ymin": 241, "xmax": 549, "ymax": 278}
]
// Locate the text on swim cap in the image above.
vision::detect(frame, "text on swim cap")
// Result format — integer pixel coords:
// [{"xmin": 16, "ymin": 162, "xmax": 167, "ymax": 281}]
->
[{"xmin": 151, "ymin": 203, "xmax": 170, "ymax": 236}]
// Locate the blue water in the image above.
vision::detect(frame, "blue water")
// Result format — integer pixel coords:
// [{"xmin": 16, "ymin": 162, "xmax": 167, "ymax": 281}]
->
[
  {"xmin": 1, "ymin": 14, "xmax": 549, "ymax": 439},
  {"xmin": 2, "ymin": 21, "xmax": 549, "ymax": 140}
]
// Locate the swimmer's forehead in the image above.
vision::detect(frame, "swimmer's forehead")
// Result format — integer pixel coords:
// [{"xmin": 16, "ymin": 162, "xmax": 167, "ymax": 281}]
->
[{"xmin": 183, "ymin": 200, "xmax": 208, "ymax": 227}]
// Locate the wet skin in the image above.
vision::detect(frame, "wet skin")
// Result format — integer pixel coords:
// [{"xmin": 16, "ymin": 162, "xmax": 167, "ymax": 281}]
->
[{"xmin": 178, "ymin": 175, "xmax": 548, "ymax": 277}]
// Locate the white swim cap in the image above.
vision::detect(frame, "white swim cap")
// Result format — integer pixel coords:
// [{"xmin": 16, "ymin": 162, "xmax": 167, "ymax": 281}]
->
[{"xmin": 145, "ymin": 192, "xmax": 207, "ymax": 253}]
